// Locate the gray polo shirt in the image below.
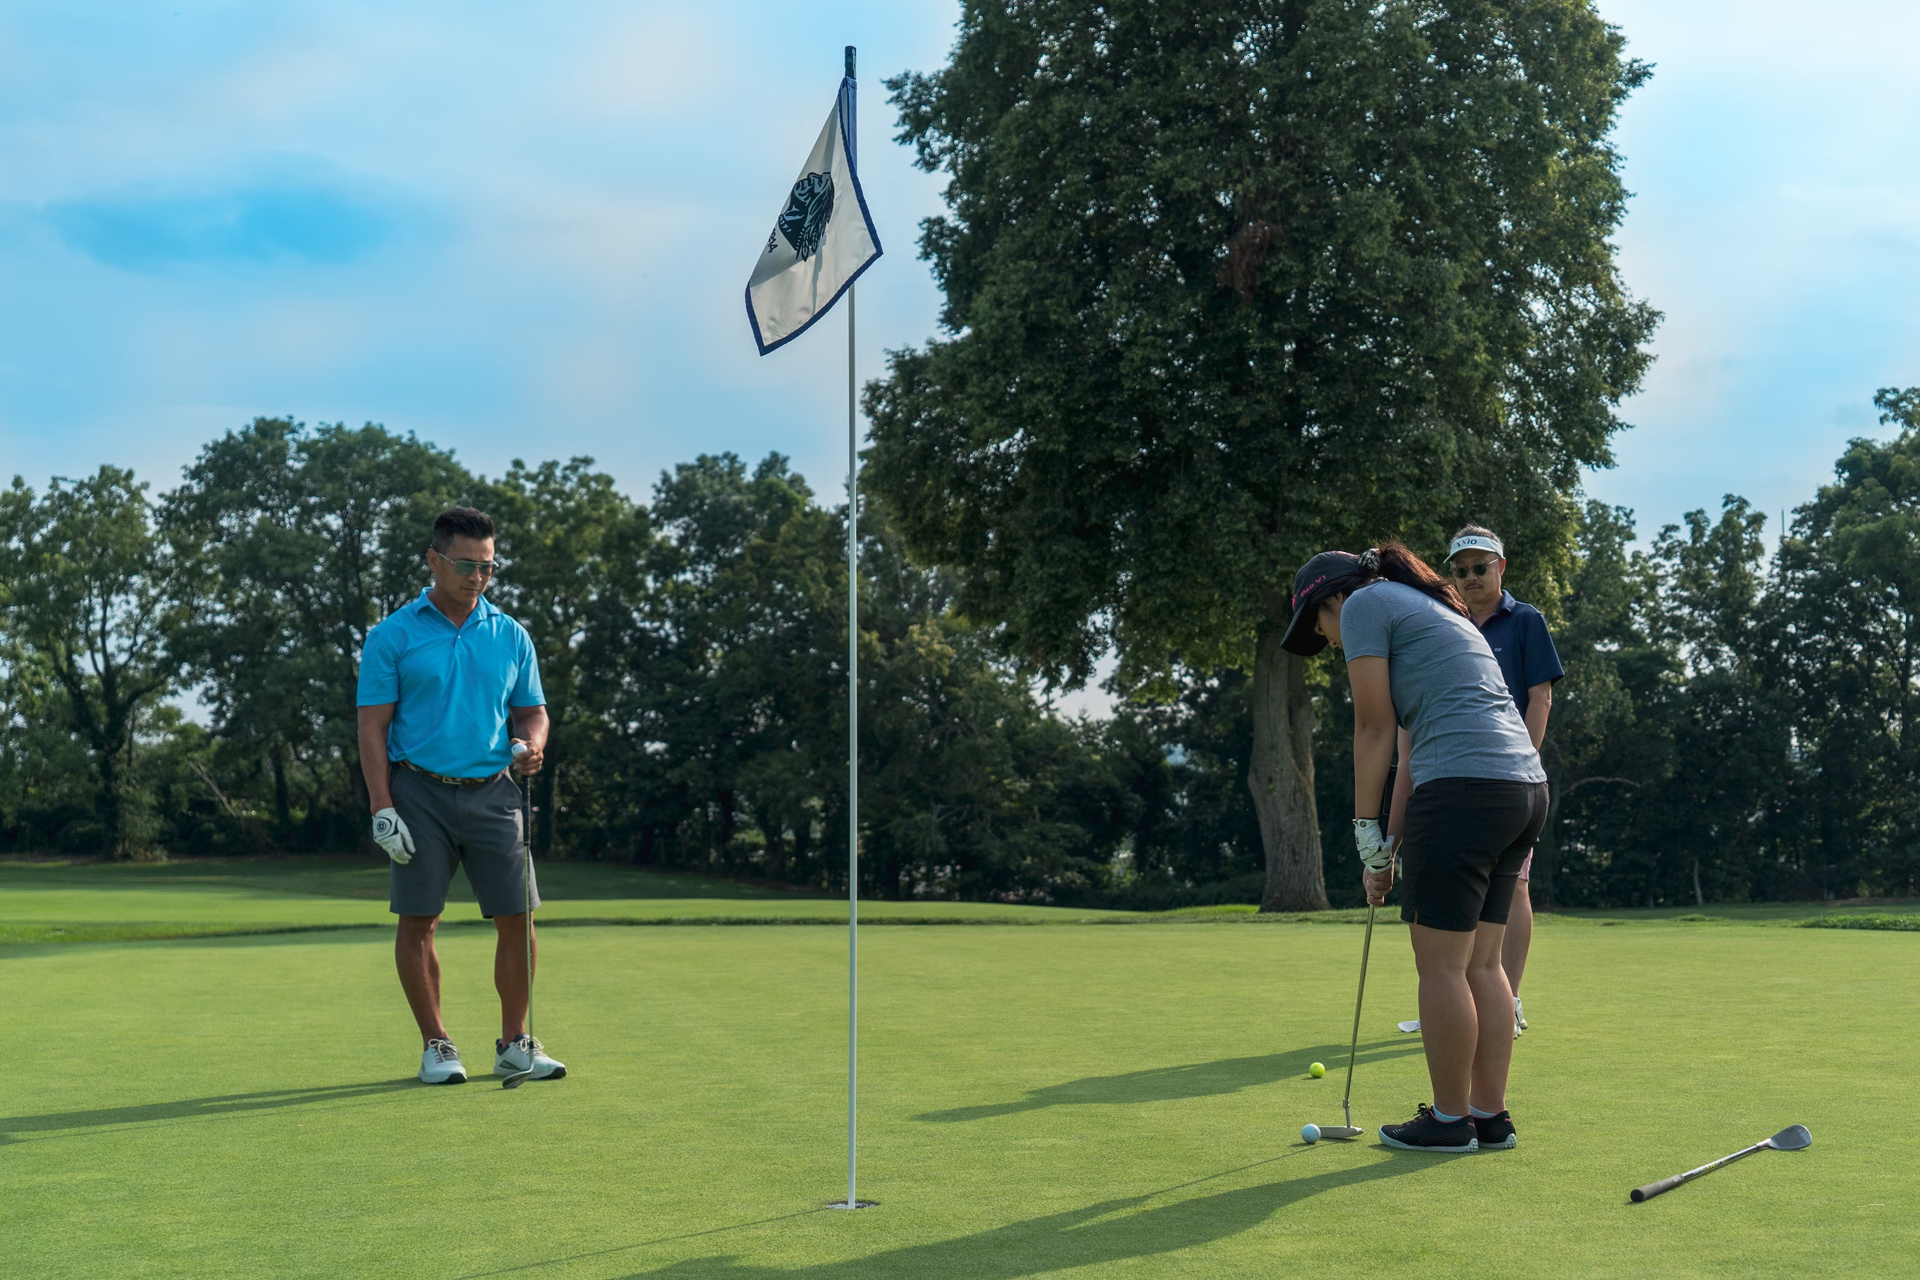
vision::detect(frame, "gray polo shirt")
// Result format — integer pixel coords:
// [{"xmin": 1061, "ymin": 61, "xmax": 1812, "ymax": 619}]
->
[{"xmin": 1341, "ymin": 580, "xmax": 1545, "ymax": 788}]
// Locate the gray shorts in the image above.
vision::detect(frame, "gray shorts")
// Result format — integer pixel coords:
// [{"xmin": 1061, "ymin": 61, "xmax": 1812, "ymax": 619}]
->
[{"xmin": 388, "ymin": 766, "xmax": 540, "ymax": 919}]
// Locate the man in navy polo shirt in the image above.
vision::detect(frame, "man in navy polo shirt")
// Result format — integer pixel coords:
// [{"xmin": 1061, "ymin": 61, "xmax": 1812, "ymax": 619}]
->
[
  {"xmin": 356, "ymin": 506, "xmax": 566, "ymax": 1085},
  {"xmin": 1393, "ymin": 525, "xmax": 1564, "ymax": 1039},
  {"xmin": 1445, "ymin": 525, "xmax": 1563, "ymax": 1035}
]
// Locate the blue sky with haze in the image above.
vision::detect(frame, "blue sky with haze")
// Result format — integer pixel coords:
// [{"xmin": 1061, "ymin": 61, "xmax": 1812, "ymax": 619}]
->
[{"xmin": 4, "ymin": 0, "xmax": 1919, "ymax": 551}]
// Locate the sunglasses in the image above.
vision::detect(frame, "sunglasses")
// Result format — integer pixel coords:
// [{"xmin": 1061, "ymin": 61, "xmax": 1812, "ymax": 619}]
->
[
  {"xmin": 434, "ymin": 551, "xmax": 504, "ymax": 578},
  {"xmin": 1450, "ymin": 560, "xmax": 1498, "ymax": 579}
]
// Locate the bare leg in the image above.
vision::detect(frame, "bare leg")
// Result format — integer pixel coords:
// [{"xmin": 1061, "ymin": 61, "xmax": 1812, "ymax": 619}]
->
[
  {"xmin": 1465, "ymin": 923, "xmax": 1515, "ymax": 1113},
  {"xmin": 1409, "ymin": 923, "xmax": 1478, "ymax": 1117},
  {"xmin": 494, "ymin": 912, "xmax": 536, "ymax": 1042},
  {"xmin": 1503, "ymin": 880, "xmax": 1534, "ymax": 995},
  {"xmin": 395, "ymin": 915, "xmax": 449, "ymax": 1045}
]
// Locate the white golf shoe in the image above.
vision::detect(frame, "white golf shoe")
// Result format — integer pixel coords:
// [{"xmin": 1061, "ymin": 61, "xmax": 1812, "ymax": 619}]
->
[
  {"xmin": 495, "ymin": 1034, "xmax": 566, "ymax": 1081},
  {"xmin": 1514, "ymin": 996, "xmax": 1528, "ymax": 1036},
  {"xmin": 419, "ymin": 1038, "xmax": 467, "ymax": 1084}
]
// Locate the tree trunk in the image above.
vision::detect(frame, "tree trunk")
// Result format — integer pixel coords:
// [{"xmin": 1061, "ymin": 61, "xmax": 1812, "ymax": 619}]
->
[
  {"xmin": 1249, "ymin": 624, "xmax": 1329, "ymax": 912},
  {"xmin": 272, "ymin": 748, "xmax": 292, "ymax": 839},
  {"xmin": 98, "ymin": 738, "xmax": 127, "ymax": 859}
]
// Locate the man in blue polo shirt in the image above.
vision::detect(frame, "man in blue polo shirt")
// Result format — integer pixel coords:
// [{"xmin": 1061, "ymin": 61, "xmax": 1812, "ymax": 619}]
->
[{"xmin": 356, "ymin": 506, "xmax": 565, "ymax": 1085}]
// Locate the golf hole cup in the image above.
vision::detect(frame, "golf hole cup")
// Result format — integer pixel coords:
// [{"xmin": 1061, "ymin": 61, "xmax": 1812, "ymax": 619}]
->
[{"xmin": 1301, "ymin": 1124, "xmax": 1321, "ymax": 1144}]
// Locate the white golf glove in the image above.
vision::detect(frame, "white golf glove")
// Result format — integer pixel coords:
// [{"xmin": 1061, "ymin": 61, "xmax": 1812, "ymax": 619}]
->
[
  {"xmin": 1353, "ymin": 818, "xmax": 1395, "ymax": 873},
  {"xmin": 373, "ymin": 807, "xmax": 415, "ymax": 865}
]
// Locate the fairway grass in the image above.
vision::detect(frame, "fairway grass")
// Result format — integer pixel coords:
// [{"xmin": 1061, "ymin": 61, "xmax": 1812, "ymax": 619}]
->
[{"xmin": 3, "ymin": 898, "xmax": 1914, "ymax": 1278}]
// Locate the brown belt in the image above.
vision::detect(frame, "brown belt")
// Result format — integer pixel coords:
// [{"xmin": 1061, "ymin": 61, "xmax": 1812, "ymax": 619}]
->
[{"xmin": 396, "ymin": 759, "xmax": 505, "ymax": 787}]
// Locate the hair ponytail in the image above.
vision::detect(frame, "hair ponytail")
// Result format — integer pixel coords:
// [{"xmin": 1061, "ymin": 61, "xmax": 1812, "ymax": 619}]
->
[{"xmin": 1367, "ymin": 539, "xmax": 1467, "ymax": 616}]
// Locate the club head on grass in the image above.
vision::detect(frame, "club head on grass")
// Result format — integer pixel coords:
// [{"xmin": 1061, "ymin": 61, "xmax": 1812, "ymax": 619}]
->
[
  {"xmin": 501, "ymin": 1069, "xmax": 535, "ymax": 1090},
  {"xmin": 1396, "ymin": 1020, "xmax": 1420, "ymax": 1033},
  {"xmin": 1316, "ymin": 1125, "xmax": 1364, "ymax": 1139},
  {"xmin": 1766, "ymin": 1124, "xmax": 1812, "ymax": 1151}
]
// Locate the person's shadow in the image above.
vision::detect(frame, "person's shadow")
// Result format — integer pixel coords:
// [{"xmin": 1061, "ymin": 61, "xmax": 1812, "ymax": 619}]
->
[
  {"xmin": 914, "ymin": 1040, "xmax": 1421, "ymax": 1123},
  {"xmin": 0, "ymin": 1080, "xmax": 419, "ymax": 1144},
  {"xmin": 615, "ymin": 1153, "xmax": 1453, "ymax": 1280}
]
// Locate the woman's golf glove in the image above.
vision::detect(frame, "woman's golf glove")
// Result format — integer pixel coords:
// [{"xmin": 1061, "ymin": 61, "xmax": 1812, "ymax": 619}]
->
[
  {"xmin": 373, "ymin": 808, "xmax": 415, "ymax": 865},
  {"xmin": 1352, "ymin": 818, "xmax": 1395, "ymax": 873}
]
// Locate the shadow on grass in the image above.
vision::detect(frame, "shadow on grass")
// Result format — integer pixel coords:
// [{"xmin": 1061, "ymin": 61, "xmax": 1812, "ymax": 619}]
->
[
  {"xmin": 618, "ymin": 1153, "xmax": 1451, "ymax": 1280},
  {"xmin": 0, "ymin": 1079, "xmax": 419, "ymax": 1142},
  {"xmin": 915, "ymin": 1041, "xmax": 1422, "ymax": 1122}
]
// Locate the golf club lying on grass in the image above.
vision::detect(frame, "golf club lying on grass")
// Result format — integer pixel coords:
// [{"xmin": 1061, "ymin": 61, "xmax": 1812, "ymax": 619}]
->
[
  {"xmin": 502, "ymin": 742, "xmax": 537, "ymax": 1091},
  {"xmin": 1309, "ymin": 897, "xmax": 1380, "ymax": 1141},
  {"xmin": 1630, "ymin": 1124, "xmax": 1811, "ymax": 1202}
]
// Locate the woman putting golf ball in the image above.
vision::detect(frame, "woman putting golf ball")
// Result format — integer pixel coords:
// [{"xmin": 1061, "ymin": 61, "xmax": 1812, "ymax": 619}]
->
[{"xmin": 1281, "ymin": 544, "xmax": 1547, "ymax": 1153}]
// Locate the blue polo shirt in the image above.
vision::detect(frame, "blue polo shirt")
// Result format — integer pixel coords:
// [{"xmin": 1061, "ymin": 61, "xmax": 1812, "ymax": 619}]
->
[
  {"xmin": 1476, "ymin": 590, "xmax": 1564, "ymax": 718},
  {"xmin": 356, "ymin": 590, "xmax": 545, "ymax": 779}
]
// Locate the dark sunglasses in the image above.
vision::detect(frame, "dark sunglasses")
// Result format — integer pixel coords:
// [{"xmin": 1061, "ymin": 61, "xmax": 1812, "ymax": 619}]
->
[
  {"xmin": 433, "ymin": 551, "xmax": 504, "ymax": 577},
  {"xmin": 1450, "ymin": 561, "xmax": 1497, "ymax": 579}
]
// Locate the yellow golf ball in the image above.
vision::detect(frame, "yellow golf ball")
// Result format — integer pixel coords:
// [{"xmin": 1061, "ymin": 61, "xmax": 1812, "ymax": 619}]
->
[{"xmin": 1309, "ymin": 1062, "xmax": 1326, "ymax": 1078}]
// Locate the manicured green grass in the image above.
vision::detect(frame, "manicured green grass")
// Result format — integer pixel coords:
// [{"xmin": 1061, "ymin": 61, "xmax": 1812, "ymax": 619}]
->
[
  {"xmin": 2, "ymin": 884, "xmax": 1912, "ymax": 1278},
  {"xmin": 0, "ymin": 858, "xmax": 1136, "ymax": 940}
]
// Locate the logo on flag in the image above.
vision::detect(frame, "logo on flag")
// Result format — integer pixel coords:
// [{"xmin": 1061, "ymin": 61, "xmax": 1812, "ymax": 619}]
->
[
  {"xmin": 778, "ymin": 173, "xmax": 835, "ymax": 260},
  {"xmin": 745, "ymin": 76, "xmax": 882, "ymax": 354}
]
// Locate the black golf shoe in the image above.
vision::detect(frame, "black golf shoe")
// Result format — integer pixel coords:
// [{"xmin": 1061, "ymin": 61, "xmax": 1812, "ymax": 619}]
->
[
  {"xmin": 1472, "ymin": 1110, "xmax": 1517, "ymax": 1150},
  {"xmin": 1379, "ymin": 1104, "xmax": 1478, "ymax": 1153}
]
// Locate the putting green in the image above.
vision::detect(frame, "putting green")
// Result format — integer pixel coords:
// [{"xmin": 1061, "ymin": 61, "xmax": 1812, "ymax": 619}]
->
[
  {"xmin": 0, "ymin": 859, "xmax": 1135, "ymax": 942},
  {"xmin": 2, "ymin": 894, "xmax": 1912, "ymax": 1277}
]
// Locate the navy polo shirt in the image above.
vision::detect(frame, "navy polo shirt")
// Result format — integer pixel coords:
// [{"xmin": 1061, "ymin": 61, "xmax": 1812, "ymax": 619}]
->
[
  {"xmin": 356, "ymin": 590, "xmax": 545, "ymax": 779},
  {"xmin": 1476, "ymin": 591, "xmax": 1564, "ymax": 718}
]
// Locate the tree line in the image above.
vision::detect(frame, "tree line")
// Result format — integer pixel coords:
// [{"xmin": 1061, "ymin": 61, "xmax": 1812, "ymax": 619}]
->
[{"xmin": 4, "ymin": 396, "xmax": 1918, "ymax": 908}]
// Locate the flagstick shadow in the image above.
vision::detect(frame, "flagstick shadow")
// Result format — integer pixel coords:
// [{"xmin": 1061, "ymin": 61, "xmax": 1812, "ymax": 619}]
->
[
  {"xmin": 914, "ymin": 1041, "xmax": 1422, "ymax": 1122},
  {"xmin": 616, "ymin": 1152, "xmax": 1454, "ymax": 1280}
]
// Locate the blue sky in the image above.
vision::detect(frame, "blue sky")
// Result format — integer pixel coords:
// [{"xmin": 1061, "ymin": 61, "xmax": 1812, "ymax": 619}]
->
[{"xmin": 3, "ymin": 0, "xmax": 1919, "ymax": 551}]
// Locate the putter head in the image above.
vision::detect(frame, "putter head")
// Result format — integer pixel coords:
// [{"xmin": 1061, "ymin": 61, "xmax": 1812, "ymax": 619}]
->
[
  {"xmin": 501, "ymin": 1069, "xmax": 535, "ymax": 1090},
  {"xmin": 1316, "ymin": 1097, "xmax": 1362, "ymax": 1139},
  {"xmin": 1766, "ymin": 1124, "xmax": 1812, "ymax": 1151}
]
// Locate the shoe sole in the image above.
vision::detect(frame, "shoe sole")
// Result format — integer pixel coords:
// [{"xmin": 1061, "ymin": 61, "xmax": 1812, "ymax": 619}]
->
[
  {"xmin": 493, "ymin": 1065, "xmax": 567, "ymax": 1080},
  {"xmin": 420, "ymin": 1073, "xmax": 467, "ymax": 1085},
  {"xmin": 1378, "ymin": 1130, "xmax": 1478, "ymax": 1153},
  {"xmin": 1475, "ymin": 1135, "xmax": 1517, "ymax": 1150}
]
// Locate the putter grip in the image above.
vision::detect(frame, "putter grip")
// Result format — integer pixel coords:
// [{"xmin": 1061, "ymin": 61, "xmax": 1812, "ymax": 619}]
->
[{"xmin": 1630, "ymin": 1175, "xmax": 1683, "ymax": 1202}]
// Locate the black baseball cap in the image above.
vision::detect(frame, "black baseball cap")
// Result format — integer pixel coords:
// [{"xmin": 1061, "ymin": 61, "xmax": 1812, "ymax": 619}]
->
[{"xmin": 1280, "ymin": 551, "xmax": 1365, "ymax": 656}]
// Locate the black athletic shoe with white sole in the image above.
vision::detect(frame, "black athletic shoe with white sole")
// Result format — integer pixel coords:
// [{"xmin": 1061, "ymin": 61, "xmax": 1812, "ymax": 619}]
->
[
  {"xmin": 1379, "ymin": 1104, "xmax": 1479, "ymax": 1153},
  {"xmin": 1472, "ymin": 1110, "xmax": 1517, "ymax": 1150}
]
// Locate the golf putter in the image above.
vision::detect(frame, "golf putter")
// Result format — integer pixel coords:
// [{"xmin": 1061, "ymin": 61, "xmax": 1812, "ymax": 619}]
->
[
  {"xmin": 502, "ymin": 742, "xmax": 538, "ymax": 1090},
  {"xmin": 1630, "ymin": 1124, "xmax": 1810, "ymax": 1202},
  {"xmin": 1318, "ymin": 896, "xmax": 1379, "ymax": 1139}
]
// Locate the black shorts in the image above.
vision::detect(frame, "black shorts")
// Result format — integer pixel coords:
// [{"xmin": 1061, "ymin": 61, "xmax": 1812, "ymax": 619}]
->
[{"xmin": 1399, "ymin": 777, "xmax": 1549, "ymax": 933}]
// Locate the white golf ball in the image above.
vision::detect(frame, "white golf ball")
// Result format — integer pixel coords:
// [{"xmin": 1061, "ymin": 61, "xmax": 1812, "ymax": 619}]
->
[{"xmin": 1301, "ymin": 1123, "xmax": 1321, "ymax": 1144}]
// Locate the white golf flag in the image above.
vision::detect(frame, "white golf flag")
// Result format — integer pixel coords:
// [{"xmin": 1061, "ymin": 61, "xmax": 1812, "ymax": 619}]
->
[{"xmin": 745, "ymin": 75, "xmax": 882, "ymax": 355}]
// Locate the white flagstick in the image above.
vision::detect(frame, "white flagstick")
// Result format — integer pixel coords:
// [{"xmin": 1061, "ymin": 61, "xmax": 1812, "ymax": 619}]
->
[{"xmin": 841, "ymin": 46, "xmax": 868, "ymax": 1213}]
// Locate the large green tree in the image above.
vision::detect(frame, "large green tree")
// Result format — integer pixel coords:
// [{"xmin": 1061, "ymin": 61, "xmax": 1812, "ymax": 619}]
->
[
  {"xmin": 165, "ymin": 419, "xmax": 474, "ymax": 845},
  {"xmin": 866, "ymin": 0, "xmax": 1658, "ymax": 908},
  {"xmin": 1776, "ymin": 387, "xmax": 1920, "ymax": 898},
  {"xmin": 0, "ymin": 468, "xmax": 188, "ymax": 856},
  {"xmin": 482, "ymin": 458, "xmax": 642, "ymax": 856}
]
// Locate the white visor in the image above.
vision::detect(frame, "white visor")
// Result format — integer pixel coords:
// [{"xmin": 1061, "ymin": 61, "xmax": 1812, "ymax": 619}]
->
[{"xmin": 1449, "ymin": 534, "xmax": 1504, "ymax": 560}]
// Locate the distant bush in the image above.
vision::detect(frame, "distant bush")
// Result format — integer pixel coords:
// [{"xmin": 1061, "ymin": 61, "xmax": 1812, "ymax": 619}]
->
[{"xmin": 1798, "ymin": 914, "xmax": 1920, "ymax": 932}]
